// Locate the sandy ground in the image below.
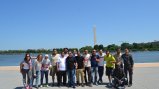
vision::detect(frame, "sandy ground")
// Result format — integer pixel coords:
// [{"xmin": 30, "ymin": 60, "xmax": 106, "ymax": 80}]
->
[
  {"xmin": 0, "ymin": 63, "xmax": 159, "ymax": 89},
  {"xmin": 0, "ymin": 63, "xmax": 159, "ymax": 71}
]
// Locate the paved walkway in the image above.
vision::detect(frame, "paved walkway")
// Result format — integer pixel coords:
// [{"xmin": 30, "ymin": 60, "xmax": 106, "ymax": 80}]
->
[{"xmin": 0, "ymin": 67, "xmax": 159, "ymax": 89}]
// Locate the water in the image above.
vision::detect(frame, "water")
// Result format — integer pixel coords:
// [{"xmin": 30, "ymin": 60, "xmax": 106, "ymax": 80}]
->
[{"xmin": 0, "ymin": 51, "xmax": 159, "ymax": 66}]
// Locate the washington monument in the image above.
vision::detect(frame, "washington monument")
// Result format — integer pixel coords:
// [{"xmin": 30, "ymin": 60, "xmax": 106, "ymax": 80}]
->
[{"xmin": 93, "ymin": 25, "xmax": 97, "ymax": 46}]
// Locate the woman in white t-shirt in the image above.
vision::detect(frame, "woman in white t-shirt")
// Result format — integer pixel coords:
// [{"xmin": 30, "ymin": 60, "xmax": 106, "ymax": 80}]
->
[{"xmin": 20, "ymin": 53, "xmax": 32, "ymax": 89}]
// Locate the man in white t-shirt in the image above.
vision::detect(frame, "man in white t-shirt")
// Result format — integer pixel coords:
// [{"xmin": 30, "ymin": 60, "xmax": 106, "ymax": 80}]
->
[
  {"xmin": 57, "ymin": 52, "xmax": 67, "ymax": 87},
  {"xmin": 83, "ymin": 50, "xmax": 91, "ymax": 86},
  {"xmin": 98, "ymin": 50, "xmax": 105, "ymax": 84}
]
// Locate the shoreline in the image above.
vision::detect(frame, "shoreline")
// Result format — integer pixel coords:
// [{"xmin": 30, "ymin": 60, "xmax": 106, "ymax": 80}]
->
[{"xmin": 0, "ymin": 62, "xmax": 159, "ymax": 71}]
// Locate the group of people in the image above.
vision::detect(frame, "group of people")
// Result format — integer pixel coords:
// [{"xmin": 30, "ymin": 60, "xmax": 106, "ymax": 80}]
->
[{"xmin": 20, "ymin": 48, "xmax": 134, "ymax": 89}]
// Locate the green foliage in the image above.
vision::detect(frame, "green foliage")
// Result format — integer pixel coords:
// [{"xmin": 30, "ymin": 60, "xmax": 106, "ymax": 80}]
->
[
  {"xmin": 80, "ymin": 46, "xmax": 93, "ymax": 53},
  {"xmin": 1, "ymin": 41, "xmax": 159, "ymax": 54}
]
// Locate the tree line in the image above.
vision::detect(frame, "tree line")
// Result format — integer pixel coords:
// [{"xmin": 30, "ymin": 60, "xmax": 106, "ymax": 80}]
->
[{"xmin": 0, "ymin": 41, "xmax": 159, "ymax": 54}]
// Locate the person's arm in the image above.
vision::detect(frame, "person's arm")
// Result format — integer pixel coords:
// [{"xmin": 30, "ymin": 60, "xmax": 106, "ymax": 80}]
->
[
  {"xmin": 20, "ymin": 62, "xmax": 24, "ymax": 73},
  {"xmin": 66, "ymin": 57, "xmax": 68, "ymax": 71},
  {"xmin": 33, "ymin": 61, "xmax": 37, "ymax": 76},
  {"xmin": 96, "ymin": 55, "xmax": 100, "ymax": 62},
  {"xmin": 110, "ymin": 55, "xmax": 116, "ymax": 64},
  {"xmin": 130, "ymin": 55, "xmax": 134, "ymax": 69},
  {"xmin": 82, "ymin": 57, "xmax": 85, "ymax": 68},
  {"xmin": 56, "ymin": 58, "xmax": 60, "ymax": 71},
  {"xmin": 74, "ymin": 57, "xmax": 78, "ymax": 69}
]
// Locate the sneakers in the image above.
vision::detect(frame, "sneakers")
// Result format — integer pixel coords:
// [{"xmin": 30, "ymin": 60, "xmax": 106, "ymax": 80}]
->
[
  {"xmin": 95, "ymin": 82, "xmax": 98, "ymax": 86},
  {"xmin": 46, "ymin": 85, "xmax": 49, "ymax": 87},
  {"xmin": 108, "ymin": 83, "xmax": 112, "ymax": 87},
  {"xmin": 81, "ymin": 83, "xmax": 85, "ymax": 87},
  {"xmin": 40, "ymin": 85, "xmax": 43, "ymax": 88},
  {"xmin": 72, "ymin": 86, "xmax": 76, "ymax": 88},
  {"xmin": 89, "ymin": 83, "xmax": 93, "ymax": 87},
  {"xmin": 128, "ymin": 84, "xmax": 132, "ymax": 87}
]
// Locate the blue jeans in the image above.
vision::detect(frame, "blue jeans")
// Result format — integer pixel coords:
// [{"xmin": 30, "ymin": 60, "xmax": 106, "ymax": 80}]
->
[
  {"xmin": 91, "ymin": 67, "xmax": 98, "ymax": 83},
  {"xmin": 22, "ymin": 69, "xmax": 32, "ymax": 87},
  {"xmin": 35, "ymin": 71, "xmax": 41, "ymax": 87},
  {"xmin": 41, "ymin": 70, "xmax": 49, "ymax": 85},
  {"xmin": 67, "ymin": 69, "xmax": 76, "ymax": 87}
]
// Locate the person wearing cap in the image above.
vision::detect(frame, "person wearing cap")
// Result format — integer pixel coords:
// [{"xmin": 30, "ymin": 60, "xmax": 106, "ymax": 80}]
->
[
  {"xmin": 40, "ymin": 54, "xmax": 51, "ymax": 87},
  {"xmin": 104, "ymin": 50, "xmax": 116, "ymax": 86},
  {"xmin": 50, "ymin": 49, "xmax": 60, "ymax": 86}
]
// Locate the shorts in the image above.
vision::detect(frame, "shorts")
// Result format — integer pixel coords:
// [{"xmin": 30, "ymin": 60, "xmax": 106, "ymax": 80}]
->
[{"xmin": 106, "ymin": 67, "xmax": 113, "ymax": 76}]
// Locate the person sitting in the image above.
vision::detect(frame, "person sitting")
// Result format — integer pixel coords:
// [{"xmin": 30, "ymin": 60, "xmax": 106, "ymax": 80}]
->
[{"xmin": 112, "ymin": 65, "xmax": 126, "ymax": 89}]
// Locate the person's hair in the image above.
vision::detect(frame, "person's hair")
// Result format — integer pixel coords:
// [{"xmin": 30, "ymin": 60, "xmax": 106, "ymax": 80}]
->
[
  {"xmin": 37, "ymin": 54, "xmax": 42, "ymax": 62},
  {"xmin": 24, "ymin": 53, "xmax": 31, "ymax": 62},
  {"xmin": 53, "ymin": 49, "xmax": 57, "ymax": 51},
  {"xmin": 61, "ymin": 51, "xmax": 65, "ymax": 54},
  {"xmin": 125, "ymin": 48, "xmax": 129, "ymax": 51},
  {"xmin": 106, "ymin": 50, "xmax": 110, "ymax": 53},
  {"xmin": 63, "ymin": 48, "xmax": 68, "ymax": 51},
  {"xmin": 116, "ymin": 48, "xmax": 121, "ymax": 51}
]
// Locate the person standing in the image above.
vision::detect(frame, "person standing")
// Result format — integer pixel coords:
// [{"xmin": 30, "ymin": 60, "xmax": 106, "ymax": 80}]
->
[
  {"xmin": 90, "ymin": 50, "xmax": 100, "ymax": 86},
  {"xmin": 66, "ymin": 51, "xmax": 77, "ymax": 88},
  {"xmin": 33, "ymin": 54, "xmax": 42, "ymax": 89},
  {"xmin": 114, "ymin": 48, "xmax": 123, "ymax": 68},
  {"xmin": 57, "ymin": 52, "xmax": 67, "ymax": 87},
  {"xmin": 75, "ymin": 51, "xmax": 85, "ymax": 87},
  {"xmin": 104, "ymin": 50, "xmax": 116, "ymax": 86},
  {"xmin": 83, "ymin": 50, "xmax": 91, "ymax": 86},
  {"xmin": 40, "ymin": 54, "xmax": 51, "ymax": 87},
  {"xmin": 50, "ymin": 49, "xmax": 60, "ymax": 86},
  {"xmin": 121, "ymin": 48, "xmax": 134, "ymax": 87},
  {"xmin": 97, "ymin": 50, "xmax": 105, "ymax": 84},
  {"xmin": 20, "ymin": 53, "xmax": 32, "ymax": 89}
]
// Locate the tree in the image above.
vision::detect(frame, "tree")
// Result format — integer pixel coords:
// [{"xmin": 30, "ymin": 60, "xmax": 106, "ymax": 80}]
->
[
  {"xmin": 94, "ymin": 45, "xmax": 99, "ymax": 50},
  {"xmin": 121, "ymin": 43, "xmax": 132, "ymax": 50},
  {"xmin": 107, "ymin": 44, "xmax": 119, "ymax": 51},
  {"xmin": 99, "ymin": 44, "xmax": 104, "ymax": 50},
  {"xmin": 80, "ymin": 46, "xmax": 93, "ymax": 53}
]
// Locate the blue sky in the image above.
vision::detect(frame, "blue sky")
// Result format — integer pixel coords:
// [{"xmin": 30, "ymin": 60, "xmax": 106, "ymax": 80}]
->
[{"xmin": 0, "ymin": 0, "xmax": 159, "ymax": 50}]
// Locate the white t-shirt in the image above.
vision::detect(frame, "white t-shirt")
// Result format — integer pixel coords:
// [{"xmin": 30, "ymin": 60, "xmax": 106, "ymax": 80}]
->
[
  {"xmin": 51, "ymin": 54, "xmax": 60, "ymax": 66},
  {"xmin": 22, "ymin": 61, "xmax": 30, "ymax": 70},
  {"xmin": 83, "ymin": 54, "xmax": 91, "ymax": 67},
  {"xmin": 98, "ymin": 53, "xmax": 105, "ymax": 66},
  {"xmin": 57, "ymin": 56, "xmax": 67, "ymax": 71},
  {"xmin": 41, "ymin": 59, "xmax": 51, "ymax": 71}
]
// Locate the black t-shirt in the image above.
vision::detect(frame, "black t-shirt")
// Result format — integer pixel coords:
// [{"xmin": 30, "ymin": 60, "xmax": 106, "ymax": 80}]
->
[
  {"xmin": 121, "ymin": 54, "xmax": 134, "ymax": 68},
  {"xmin": 75, "ymin": 56, "xmax": 84, "ymax": 69},
  {"xmin": 113, "ymin": 68, "xmax": 125, "ymax": 80},
  {"xmin": 66, "ymin": 56, "xmax": 76, "ymax": 70}
]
